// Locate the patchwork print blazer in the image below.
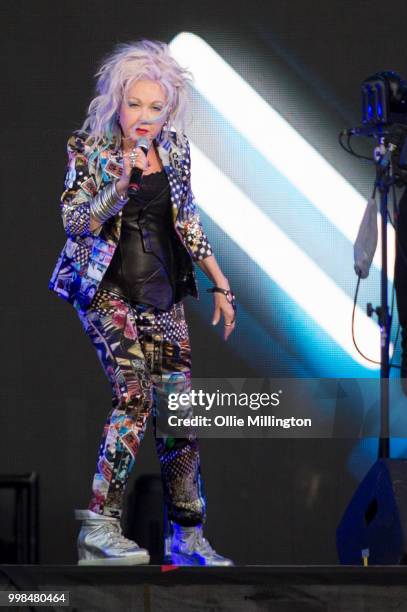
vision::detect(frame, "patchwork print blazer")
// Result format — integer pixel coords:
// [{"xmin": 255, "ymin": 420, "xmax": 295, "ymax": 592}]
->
[{"xmin": 48, "ymin": 129, "xmax": 213, "ymax": 313}]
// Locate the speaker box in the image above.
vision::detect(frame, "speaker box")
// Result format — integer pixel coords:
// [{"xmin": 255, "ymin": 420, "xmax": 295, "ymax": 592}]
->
[{"xmin": 337, "ymin": 458, "xmax": 407, "ymax": 564}]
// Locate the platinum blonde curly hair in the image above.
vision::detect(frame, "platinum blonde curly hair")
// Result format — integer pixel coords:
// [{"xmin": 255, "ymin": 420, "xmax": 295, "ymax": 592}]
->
[{"xmin": 80, "ymin": 39, "xmax": 193, "ymax": 158}]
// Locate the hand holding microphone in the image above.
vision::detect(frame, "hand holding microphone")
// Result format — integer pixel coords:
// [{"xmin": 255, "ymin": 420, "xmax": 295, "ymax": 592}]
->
[
  {"xmin": 89, "ymin": 134, "xmax": 151, "ymax": 227},
  {"xmin": 127, "ymin": 136, "xmax": 151, "ymax": 195},
  {"xmin": 116, "ymin": 135, "xmax": 151, "ymax": 198}
]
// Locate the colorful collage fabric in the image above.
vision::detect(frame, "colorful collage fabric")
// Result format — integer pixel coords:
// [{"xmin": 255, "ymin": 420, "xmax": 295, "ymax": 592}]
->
[
  {"xmin": 78, "ymin": 287, "xmax": 206, "ymax": 524},
  {"xmin": 49, "ymin": 130, "xmax": 214, "ymax": 313}
]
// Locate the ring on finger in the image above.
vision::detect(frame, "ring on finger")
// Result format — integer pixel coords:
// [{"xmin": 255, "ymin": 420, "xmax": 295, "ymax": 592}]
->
[{"xmin": 129, "ymin": 150, "xmax": 138, "ymax": 166}]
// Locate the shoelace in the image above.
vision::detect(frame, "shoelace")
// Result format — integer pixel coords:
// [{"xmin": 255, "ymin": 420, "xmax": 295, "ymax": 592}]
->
[
  {"xmin": 194, "ymin": 530, "xmax": 216, "ymax": 555},
  {"xmin": 177, "ymin": 526, "xmax": 216, "ymax": 555},
  {"xmin": 101, "ymin": 523, "xmax": 138, "ymax": 549}
]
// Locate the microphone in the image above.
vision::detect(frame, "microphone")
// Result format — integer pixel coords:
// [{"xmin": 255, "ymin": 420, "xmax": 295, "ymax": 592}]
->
[{"xmin": 128, "ymin": 136, "xmax": 150, "ymax": 196}]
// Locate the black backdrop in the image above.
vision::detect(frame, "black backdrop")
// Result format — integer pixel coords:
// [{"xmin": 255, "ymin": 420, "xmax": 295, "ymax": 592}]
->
[{"xmin": 1, "ymin": 0, "xmax": 407, "ymax": 564}]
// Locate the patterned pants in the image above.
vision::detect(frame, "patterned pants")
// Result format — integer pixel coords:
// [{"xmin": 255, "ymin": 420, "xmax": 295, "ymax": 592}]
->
[{"xmin": 77, "ymin": 287, "xmax": 206, "ymax": 526}]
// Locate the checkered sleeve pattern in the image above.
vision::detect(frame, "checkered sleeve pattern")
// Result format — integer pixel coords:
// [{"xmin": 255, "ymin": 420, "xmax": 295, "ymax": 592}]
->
[
  {"xmin": 182, "ymin": 138, "xmax": 214, "ymax": 262},
  {"xmin": 60, "ymin": 132, "xmax": 94, "ymax": 238}
]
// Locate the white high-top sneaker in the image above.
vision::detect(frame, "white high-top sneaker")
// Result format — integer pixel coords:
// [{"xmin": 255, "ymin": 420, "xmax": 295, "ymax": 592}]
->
[
  {"xmin": 164, "ymin": 520, "xmax": 234, "ymax": 566},
  {"xmin": 75, "ymin": 509, "xmax": 150, "ymax": 566}
]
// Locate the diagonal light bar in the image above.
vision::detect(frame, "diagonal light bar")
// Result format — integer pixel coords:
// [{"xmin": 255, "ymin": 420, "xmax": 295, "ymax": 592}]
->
[
  {"xmin": 170, "ymin": 32, "xmax": 395, "ymax": 281},
  {"xmin": 190, "ymin": 144, "xmax": 383, "ymax": 368}
]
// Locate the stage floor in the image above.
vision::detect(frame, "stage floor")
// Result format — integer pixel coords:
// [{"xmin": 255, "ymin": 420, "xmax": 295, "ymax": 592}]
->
[{"xmin": 1, "ymin": 565, "xmax": 407, "ymax": 611}]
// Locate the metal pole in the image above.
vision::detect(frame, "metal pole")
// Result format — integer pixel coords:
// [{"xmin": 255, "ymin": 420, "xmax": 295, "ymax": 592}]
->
[{"xmin": 378, "ymin": 170, "xmax": 391, "ymax": 458}]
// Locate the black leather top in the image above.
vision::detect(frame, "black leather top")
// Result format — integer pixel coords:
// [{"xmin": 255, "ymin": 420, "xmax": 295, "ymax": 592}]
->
[{"xmin": 100, "ymin": 169, "xmax": 179, "ymax": 311}]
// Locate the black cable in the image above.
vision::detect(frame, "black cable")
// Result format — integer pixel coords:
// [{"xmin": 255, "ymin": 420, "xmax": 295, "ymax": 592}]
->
[
  {"xmin": 338, "ymin": 131, "xmax": 374, "ymax": 161},
  {"xmin": 352, "ymin": 270, "xmax": 401, "ymax": 369},
  {"xmin": 346, "ymin": 140, "xmax": 407, "ymax": 371},
  {"xmin": 338, "ymin": 133, "xmax": 404, "ymax": 370},
  {"xmin": 352, "ymin": 273, "xmax": 382, "ymax": 366},
  {"xmin": 351, "ymin": 185, "xmax": 399, "ymax": 368},
  {"xmin": 338, "ymin": 131, "xmax": 355, "ymax": 156},
  {"xmin": 347, "ymin": 133, "xmax": 374, "ymax": 161}
]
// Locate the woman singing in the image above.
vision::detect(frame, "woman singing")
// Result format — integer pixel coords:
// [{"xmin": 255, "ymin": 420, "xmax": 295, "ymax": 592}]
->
[{"xmin": 49, "ymin": 39, "xmax": 236, "ymax": 566}]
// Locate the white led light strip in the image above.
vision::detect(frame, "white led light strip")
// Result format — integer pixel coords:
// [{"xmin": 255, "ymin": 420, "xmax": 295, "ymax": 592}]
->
[
  {"xmin": 170, "ymin": 32, "xmax": 395, "ymax": 281},
  {"xmin": 189, "ymin": 145, "xmax": 382, "ymax": 367}
]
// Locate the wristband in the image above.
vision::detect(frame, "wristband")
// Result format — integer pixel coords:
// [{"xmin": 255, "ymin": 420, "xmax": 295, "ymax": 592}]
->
[{"xmin": 206, "ymin": 286, "xmax": 237, "ymax": 322}]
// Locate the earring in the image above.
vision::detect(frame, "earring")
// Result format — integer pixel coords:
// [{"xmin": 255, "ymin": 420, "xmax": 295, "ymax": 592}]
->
[{"xmin": 159, "ymin": 120, "xmax": 169, "ymax": 142}]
